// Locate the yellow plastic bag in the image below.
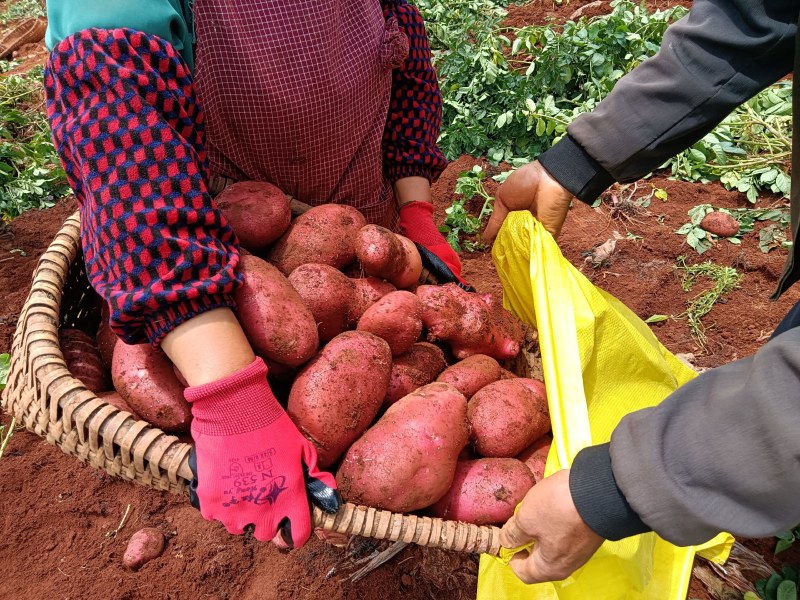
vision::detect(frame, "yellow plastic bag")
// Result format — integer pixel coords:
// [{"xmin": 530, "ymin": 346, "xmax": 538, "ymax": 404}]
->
[{"xmin": 477, "ymin": 212, "xmax": 733, "ymax": 600}]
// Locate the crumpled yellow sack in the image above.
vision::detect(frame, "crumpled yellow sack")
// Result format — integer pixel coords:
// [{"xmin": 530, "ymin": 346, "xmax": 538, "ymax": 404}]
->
[{"xmin": 477, "ymin": 212, "xmax": 732, "ymax": 600}]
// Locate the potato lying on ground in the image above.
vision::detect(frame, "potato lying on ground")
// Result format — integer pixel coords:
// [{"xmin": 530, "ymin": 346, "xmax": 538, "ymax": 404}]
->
[
  {"xmin": 288, "ymin": 263, "xmax": 356, "ymax": 342},
  {"xmin": 700, "ymin": 211, "xmax": 739, "ymax": 238},
  {"xmin": 417, "ymin": 284, "xmax": 524, "ymax": 360},
  {"xmin": 234, "ymin": 254, "xmax": 319, "ymax": 367},
  {"xmin": 214, "ymin": 181, "xmax": 291, "ymax": 251},
  {"xmin": 436, "ymin": 354, "xmax": 501, "ymax": 398},
  {"xmin": 517, "ymin": 434, "xmax": 552, "ymax": 483},
  {"xmin": 123, "ymin": 528, "xmax": 165, "ymax": 570},
  {"xmin": 287, "ymin": 331, "xmax": 392, "ymax": 468},
  {"xmin": 97, "ymin": 391, "xmax": 142, "ymax": 419},
  {"xmin": 428, "ymin": 458, "xmax": 535, "ymax": 525},
  {"xmin": 357, "ymin": 291, "xmax": 422, "ymax": 356},
  {"xmin": 355, "ymin": 225, "xmax": 422, "ymax": 289},
  {"xmin": 384, "ymin": 342, "xmax": 447, "ymax": 406},
  {"xmin": 469, "ymin": 378, "xmax": 549, "ymax": 458},
  {"xmin": 336, "ymin": 382, "xmax": 470, "ymax": 512},
  {"xmin": 111, "ymin": 343, "xmax": 191, "ymax": 432},
  {"xmin": 60, "ymin": 328, "xmax": 112, "ymax": 393},
  {"xmin": 267, "ymin": 204, "xmax": 367, "ymax": 275},
  {"xmin": 348, "ymin": 277, "xmax": 397, "ymax": 324}
]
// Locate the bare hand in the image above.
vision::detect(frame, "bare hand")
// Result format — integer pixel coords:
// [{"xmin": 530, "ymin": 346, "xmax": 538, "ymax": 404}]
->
[
  {"xmin": 484, "ymin": 161, "xmax": 573, "ymax": 242},
  {"xmin": 499, "ymin": 470, "xmax": 604, "ymax": 584}
]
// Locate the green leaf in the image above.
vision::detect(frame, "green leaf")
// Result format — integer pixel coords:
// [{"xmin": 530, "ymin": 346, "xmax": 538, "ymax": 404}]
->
[
  {"xmin": 766, "ymin": 573, "xmax": 784, "ymax": 600},
  {"xmin": 0, "ymin": 353, "xmax": 9, "ymax": 391},
  {"xmin": 535, "ymin": 118, "xmax": 546, "ymax": 136},
  {"xmin": 775, "ymin": 538, "xmax": 794, "ymax": 554},
  {"xmin": 744, "ymin": 593, "xmax": 762, "ymax": 600},
  {"xmin": 777, "ymin": 580, "xmax": 797, "ymax": 600},
  {"xmin": 654, "ymin": 188, "xmax": 668, "ymax": 201},
  {"xmin": 644, "ymin": 314, "xmax": 668, "ymax": 324}
]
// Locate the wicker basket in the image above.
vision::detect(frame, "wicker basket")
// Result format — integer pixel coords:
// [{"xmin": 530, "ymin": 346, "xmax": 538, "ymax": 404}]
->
[{"xmin": 1, "ymin": 213, "xmax": 511, "ymax": 555}]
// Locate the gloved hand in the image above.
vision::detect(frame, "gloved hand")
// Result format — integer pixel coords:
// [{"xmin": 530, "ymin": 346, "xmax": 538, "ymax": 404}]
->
[
  {"xmin": 185, "ymin": 357, "xmax": 340, "ymax": 547},
  {"xmin": 398, "ymin": 201, "xmax": 470, "ymax": 288}
]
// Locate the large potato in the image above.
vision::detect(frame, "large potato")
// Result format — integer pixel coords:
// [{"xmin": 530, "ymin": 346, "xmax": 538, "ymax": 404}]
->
[
  {"xmin": 214, "ymin": 181, "xmax": 291, "ymax": 251},
  {"xmin": 384, "ymin": 342, "xmax": 447, "ymax": 406},
  {"xmin": 288, "ymin": 263, "xmax": 356, "ymax": 342},
  {"xmin": 60, "ymin": 328, "xmax": 112, "ymax": 394},
  {"xmin": 336, "ymin": 382, "xmax": 469, "ymax": 513},
  {"xmin": 234, "ymin": 254, "xmax": 319, "ymax": 367},
  {"xmin": 436, "ymin": 354, "xmax": 501, "ymax": 398},
  {"xmin": 357, "ymin": 290, "xmax": 422, "ymax": 356},
  {"xmin": 348, "ymin": 277, "xmax": 397, "ymax": 324},
  {"xmin": 354, "ymin": 225, "xmax": 422, "ymax": 289},
  {"xmin": 111, "ymin": 343, "xmax": 191, "ymax": 432},
  {"xmin": 287, "ymin": 331, "xmax": 392, "ymax": 468},
  {"xmin": 267, "ymin": 204, "xmax": 367, "ymax": 275},
  {"xmin": 428, "ymin": 458, "xmax": 535, "ymax": 525},
  {"xmin": 468, "ymin": 378, "xmax": 550, "ymax": 457},
  {"xmin": 517, "ymin": 434, "xmax": 552, "ymax": 483}
]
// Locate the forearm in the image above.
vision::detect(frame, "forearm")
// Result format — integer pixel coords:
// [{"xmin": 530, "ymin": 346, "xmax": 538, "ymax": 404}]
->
[
  {"xmin": 540, "ymin": 0, "xmax": 798, "ymax": 203},
  {"xmin": 571, "ymin": 326, "xmax": 800, "ymax": 546}
]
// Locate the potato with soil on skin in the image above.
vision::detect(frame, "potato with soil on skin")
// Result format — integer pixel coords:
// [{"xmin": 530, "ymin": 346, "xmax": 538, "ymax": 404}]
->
[
  {"xmin": 436, "ymin": 354, "xmax": 502, "ymax": 398},
  {"xmin": 123, "ymin": 527, "xmax": 165, "ymax": 570},
  {"xmin": 214, "ymin": 181, "xmax": 291, "ymax": 251},
  {"xmin": 428, "ymin": 458, "xmax": 535, "ymax": 525},
  {"xmin": 96, "ymin": 391, "xmax": 142, "ymax": 419},
  {"xmin": 287, "ymin": 331, "xmax": 393, "ymax": 468},
  {"xmin": 417, "ymin": 284, "xmax": 525, "ymax": 360},
  {"xmin": 357, "ymin": 290, "xmax": 422, "ymax": 356},
  {"xmin": 468, "ymin": 378, "xmax": 549, "ymax": 458},
  {"xmin": 288, "ymin": 263, "xmax": 356, "ymax": 342},
  {"xmin": 354, "ymin": 225, "xmax": 422, "ymax": 289},
  {"xmin": 700, "ymin": 211, "xmax": 740, "ymax": 238},
  {"xmin": 95, "ymin": 303, "xmax": 118, "ymax": 371},
  {"xmin": 111, "ymin": 343, "xmax": 191, "ymax": 432},
  {"xmin": 60, "ymin": 328, "xmax": 112, "ymax": 393},
  {"xmin": 234, "ymin": 254, "xmax": 319, "ymax": 367},
  {"xmin": 384, "ymin": 342, "xmax": 447, "ymax": 407},
  {"xmin": 267, "ymin": 204, "xmax": 367, "ymax": 275},
  {"xmin": 347, "ymin": 276, "xmax": 397, "ymax": 324},
  {"xmin": 336, "ymin": 382, "xmax": 470, "ymax": 513},
  {"xmin": 517, "ymin": 434, "xmax": 552, "ymax": 483}
]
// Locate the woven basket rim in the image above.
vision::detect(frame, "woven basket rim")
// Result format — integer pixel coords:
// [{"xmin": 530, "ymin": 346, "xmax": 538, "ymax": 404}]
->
[{"xmin": 1, "ymin": 211, "xmax": 504, "ymax": 555}]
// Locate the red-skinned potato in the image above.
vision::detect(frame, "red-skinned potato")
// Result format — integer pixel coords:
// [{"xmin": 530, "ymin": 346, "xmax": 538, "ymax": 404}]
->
[
  {"xmin": 428, "ymin": 458, "xmax": 535, "ymax": 525},
  {"xmin": 60, "ymin": 328, "xmax": 112, "ymax": 393},
  {"xmin": 348, "ymin": 277, "xmax": 397, "ymax": 324},
  {"xmin": 517, "ymin": 434, "xmax": 552, "ymax": 483},
  {"xmin": 97, "ymin": 391, "xmax": 142, "ymax": 419},
  {"xmin": 355, "ymin": 225, "xmax": 422, "ymax": 289},
  {"xmin": 123, "ymin": 528, "xmax": 165, "ymax": 570},
  {"xmin": 111, "ymin": 343, "xmax": 191, "ymax": 432},
  {"xmin": 287, "ymin": 331, "xmax": 392, "ymax": 468},
  {"xmin": 436, "ymin": 354, "xmax": 502, "ymax": 398},
  {"xmin": 288, "ymin": 263, "xmax": 356, "ymax": 342},
  {"xmin": 417, "ymin": 284, "xmax": 524, "ymax": 360},
  {"xmin": 468, "ymin": 378, "xmax": 550, "ymax": 458},
  {"xmin": 384, "ymin": 342, "xmax": 447, "ymax": 407},
  {"xmin": 234, "ymin": 254, "xmax": 319, "ymax": 367},
  {"xmin": 357, "ymin": 291, "xmax": 422, "ymax": 356},
  {"xmin": 267, "ymin": 204, "xmax": 367, "ymax": 275},
  {"xmin": 336, "ymin": 382, "xmax": 470, "ymax": 512},
  {"xmin": 214, "ymin": 181, "xmax": 291, "ymax": 251},
  {"xmin": 95, "ymin": 303, "xmax": 118, "ymax": 371}
]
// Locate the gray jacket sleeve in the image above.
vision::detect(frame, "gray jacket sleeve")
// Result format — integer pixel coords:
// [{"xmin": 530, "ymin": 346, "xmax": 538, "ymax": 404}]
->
[
  {"xmin": 571, "ymin": 327, "xmax": 800, "ymax": 546},
  {"xmin": 538, "ymin": 0, "xmax": 798, "ymax": 203}
]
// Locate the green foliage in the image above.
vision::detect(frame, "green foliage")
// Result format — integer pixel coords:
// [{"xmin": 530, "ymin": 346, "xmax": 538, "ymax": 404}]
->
[
  {"xmin": 676, "ymin": 257, "xmax": 743, "ymax": 346},
  {"xmin": 0, "ymin": 0, "xmax": 44, "ymax": 24},
  {"xmin": 0, "ymin": 353, "xmax": 12, "ymax": 460},
  {"xmin": 757, "ymin": 566, "xmax": 799, "ymax": 600},
  {"xmin": 775, "ymin": 527, "xmax": 800, "ymax": 555},
  {"xmin": 0, "ymin": 65, "xmax": 68, "ymax": 220},
  {"xmin": 0, "ymin": 352, "xmax": 8, "ymax": 391},
  {"xmin": 441, "ymin": 165, "xmax": 494, "ymax": 252}
]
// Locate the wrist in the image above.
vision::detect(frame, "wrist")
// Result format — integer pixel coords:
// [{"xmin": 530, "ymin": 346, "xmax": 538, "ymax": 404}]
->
[
  {"xmin": 394, "ymin": 176, "xmax": 431, "ymax": 207},
  {"xmin": 538, "ymin": 135, "xmax": 615, "ymax": 204},
  {"xmin": 185, "ymin": 357, "xmax": 284, "ymax": 435}
]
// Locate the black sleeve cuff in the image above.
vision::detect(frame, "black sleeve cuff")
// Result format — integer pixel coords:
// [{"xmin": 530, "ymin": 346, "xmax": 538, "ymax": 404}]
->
[
  {"xmin": 569, "ymin": 443, "xmax": 651, "ymax": 541},
  {"xmin": 538, "ymin": 135, "xmax": 616, "ymax": 205}
]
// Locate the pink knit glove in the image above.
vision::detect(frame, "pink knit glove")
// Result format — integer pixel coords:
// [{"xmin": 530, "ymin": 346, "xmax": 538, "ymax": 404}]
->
[
  {"xmin": 398, "ymin": 201, "xmax": 466, "ymax": 285},
  {"xmin": 185, "ymin": 357, "xmax": 339, "ymax": 547}
]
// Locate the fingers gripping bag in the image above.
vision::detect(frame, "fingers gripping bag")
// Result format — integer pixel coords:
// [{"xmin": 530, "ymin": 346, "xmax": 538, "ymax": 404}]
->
[{"xmin": 478, "ymin": 212, "xmax": 732, "ymax": 600}]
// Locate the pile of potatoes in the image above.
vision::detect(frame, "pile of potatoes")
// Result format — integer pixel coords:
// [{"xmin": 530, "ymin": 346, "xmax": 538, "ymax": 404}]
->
[{"xmin": 62, "ymin": 182, "xmax": 552, "ymax": 527}]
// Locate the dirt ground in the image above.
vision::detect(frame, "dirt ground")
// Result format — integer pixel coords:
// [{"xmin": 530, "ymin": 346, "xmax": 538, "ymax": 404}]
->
[{"xmin": 4, "ymin": 1, "xmax": 800, "ymax": 599}]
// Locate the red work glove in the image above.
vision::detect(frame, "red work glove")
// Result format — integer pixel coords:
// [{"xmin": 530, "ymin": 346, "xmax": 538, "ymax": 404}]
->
[
  {"xmin": 185, "ymin": 357, "xmax": 339, "ymax": 547},
  {"xmin": 398, "ymin": 201, "xmax": 468, "ymax": 286}
]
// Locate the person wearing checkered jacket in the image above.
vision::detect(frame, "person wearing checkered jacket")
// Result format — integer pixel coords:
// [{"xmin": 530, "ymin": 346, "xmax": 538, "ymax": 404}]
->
[{"xmin": 44, "ymin": 0, "xmax": 459, "ymax": 548}]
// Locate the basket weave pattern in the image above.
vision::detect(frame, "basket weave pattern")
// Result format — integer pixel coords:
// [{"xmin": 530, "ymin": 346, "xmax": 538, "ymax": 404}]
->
[{"xmin": 1, "ymin": 213, "xmax": 502, "ymax": 555}]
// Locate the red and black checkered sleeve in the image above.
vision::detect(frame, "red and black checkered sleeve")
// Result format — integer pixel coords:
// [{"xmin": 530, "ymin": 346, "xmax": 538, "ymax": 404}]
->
[
  {"xmin": 381, "ymin": 0, "xmax": 448, "ymax": 184},
  {"xmin": 45, "ymin": 28, "xmax": 242, "ymax": 346}
]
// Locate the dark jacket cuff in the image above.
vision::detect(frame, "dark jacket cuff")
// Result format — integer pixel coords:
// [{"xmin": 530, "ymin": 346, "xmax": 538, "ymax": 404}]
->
[
  {"xmin": 538, "ymin": 135, "xmax": 615, "ymax": 204},
  {"xmin": 569, "ymin": 443, "xmax": 651, "ymax": 541}
]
